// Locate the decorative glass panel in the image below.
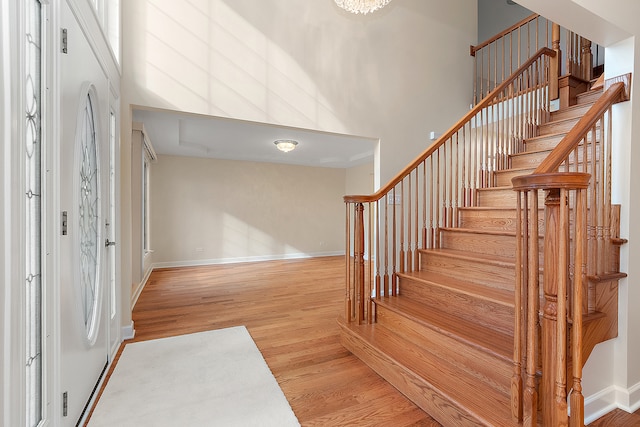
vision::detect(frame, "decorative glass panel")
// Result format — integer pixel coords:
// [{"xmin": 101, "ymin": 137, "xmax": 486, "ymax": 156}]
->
[
  {"xmin": 25, "ymin": 0, "xmax": 43, "ymax": 425},
  {"xmin": 79, "ymin": 94, "xmax": 100, "ymax": 337}
]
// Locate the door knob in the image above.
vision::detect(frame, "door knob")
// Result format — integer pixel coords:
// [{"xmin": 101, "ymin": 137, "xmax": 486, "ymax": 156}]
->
[{"xmin": 105, "ymin": 239, "xmax": 116, "ymax": 247}]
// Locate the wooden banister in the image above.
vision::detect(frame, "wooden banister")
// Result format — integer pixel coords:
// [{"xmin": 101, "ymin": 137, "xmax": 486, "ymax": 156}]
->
[
  {"xmin": 470, "ymin": 13, "xmax": 540, "ymax": 56},
  {"xmin": 345, "ymin": 47, "xmax": 556, "ymax": 205},
  {"xmin": 344, "ymin": 47, "xmax": 555, "ymax": 327},
  {"xmin": 471, "ymin": 15, "xmax": 601, "ymax": 105}
]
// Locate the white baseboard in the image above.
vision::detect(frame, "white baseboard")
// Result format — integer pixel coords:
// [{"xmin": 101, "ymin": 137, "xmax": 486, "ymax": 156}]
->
[
  {"xmin": 151, "ymin": 251, "xmax": 344, "ymax": 270},
  {"xmin": 121, "ymin": 321, "xmax": 135, "ymax": 340},
  {"xmin": 584, "ymin": 386, "xmax": 618, "ymax": 424},
  {"xmin": 628, "ymin": 381, "xmax": 640, "ymax": 412},
  {"xmin": 131, "ymin": 266, "xmax": 153, "ymax": 308},
  {"xmin": 584, "ymin": 381, "xmax": 640, "ymax": 424}
]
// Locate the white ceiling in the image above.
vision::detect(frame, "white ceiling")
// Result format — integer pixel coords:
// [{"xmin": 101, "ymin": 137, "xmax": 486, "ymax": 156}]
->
[{"xmin": 132, "ymin": 108, "xmax": 377, "ymax": 169}]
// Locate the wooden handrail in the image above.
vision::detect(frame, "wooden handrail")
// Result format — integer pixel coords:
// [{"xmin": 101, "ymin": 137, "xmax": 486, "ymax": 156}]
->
[
  {"xmin": 533, "ymin": 82, "xmax": 626, "ymax": 174},
  {"xmin": 470, "ymin": 13, "xmax": 540, "ymax": 56},
  {"xmin": 512, "ymin": 171, "xmax": 590, "ymax": 191},
  {"xmin": 344, "ymin": 47, "xmax": 555, "ymax": 204}
]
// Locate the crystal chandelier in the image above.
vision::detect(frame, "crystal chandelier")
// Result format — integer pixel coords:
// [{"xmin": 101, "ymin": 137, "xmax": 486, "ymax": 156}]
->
[{"xmin": 334, "ymin": 0, "xmax": 392, "ymax": 15}]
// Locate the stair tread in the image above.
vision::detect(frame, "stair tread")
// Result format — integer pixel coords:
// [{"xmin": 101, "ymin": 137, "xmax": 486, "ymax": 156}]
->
[
  {"xmin": 340, "ymin": 319, "xmax": 515, "ymax": 426},
  {"xmin": 398, "ymin": 269, "xmax": 514, "ymax": 307},
  {"xmin": 419, "ymin": 247, "xmax": 514, "ymax": 267}
]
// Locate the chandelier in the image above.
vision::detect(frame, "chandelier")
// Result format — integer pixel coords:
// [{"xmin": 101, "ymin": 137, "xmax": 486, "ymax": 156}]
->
[{"xmin": 334, "ymin": 0, "xmax": 392, "ymax": 15}]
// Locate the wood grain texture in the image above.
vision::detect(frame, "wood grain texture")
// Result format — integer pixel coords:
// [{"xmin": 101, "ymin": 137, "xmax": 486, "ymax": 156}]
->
[{"xmin": 86, "ymin": 257, "xmax": 440, "ymax": 426}]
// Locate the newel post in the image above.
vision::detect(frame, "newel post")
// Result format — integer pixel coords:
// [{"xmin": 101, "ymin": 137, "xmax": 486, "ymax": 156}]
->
[
  {"xmin": 540, "ymin": 188, "xmax": 569, "ymax": 426},
  {"xmin": 550, "ymin": 23, "xmax": 561, "ymax": 100},
  {"xmin": 580, "ymin": 38, "xmax": 593, "ymax": 82},
  {"xmin": 354, "ymin": 203, "xmax": 366, "ymax": 324}
]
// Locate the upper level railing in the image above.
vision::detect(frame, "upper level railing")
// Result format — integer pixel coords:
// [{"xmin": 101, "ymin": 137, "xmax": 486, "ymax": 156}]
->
[
  {"xmin": 471, "ymin": 13, "xmax": 603, "ymax": 104},
  {"xmin": 343, "ymin": 47, "xmax": 555, "ymax": 326},
  {"xmin": 511, "ymin": 76, "xmax": 629, "ymax": 426}
]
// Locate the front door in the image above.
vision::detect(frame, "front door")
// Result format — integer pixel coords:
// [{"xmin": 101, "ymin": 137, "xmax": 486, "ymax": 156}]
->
[{"xmin": 59, "ymin": 2, "xmax": 110, "ymax": 425}]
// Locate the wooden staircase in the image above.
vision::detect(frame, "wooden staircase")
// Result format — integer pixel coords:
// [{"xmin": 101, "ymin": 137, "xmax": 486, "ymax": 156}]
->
[{"xmin": 339, "ymin": 82, "xmax": 626, "ymax": 426}]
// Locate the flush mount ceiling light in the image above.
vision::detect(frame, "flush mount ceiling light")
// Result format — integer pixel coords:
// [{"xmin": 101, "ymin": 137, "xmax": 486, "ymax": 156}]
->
[
  {"xmin": 334, "ymin": 0, "xmax": 392, "ymax": 15},
  {"xmin": 274, "ymin": 139, "xmax": 298, "ymax": 153}
]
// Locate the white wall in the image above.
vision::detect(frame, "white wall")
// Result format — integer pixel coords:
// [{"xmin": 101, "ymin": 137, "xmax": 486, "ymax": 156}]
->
[{"xmin": 150, "ymin": 155, "xmax": 346, "ymax": 265}]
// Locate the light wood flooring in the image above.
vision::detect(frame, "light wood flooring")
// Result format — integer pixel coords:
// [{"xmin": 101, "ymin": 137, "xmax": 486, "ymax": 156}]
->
[{"xmin": 87, "ymin": 256, "xmax": 638, "ymax": 426}]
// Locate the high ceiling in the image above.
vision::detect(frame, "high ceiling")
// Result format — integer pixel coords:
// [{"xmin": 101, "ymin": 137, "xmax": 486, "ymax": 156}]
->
[{"xmin": 132, "ymin": 108, "xmax": 377, "ymax": 169}]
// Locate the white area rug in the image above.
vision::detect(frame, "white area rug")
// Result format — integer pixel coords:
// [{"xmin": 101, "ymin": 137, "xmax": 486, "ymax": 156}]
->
[{"xmin": 88, "ymin": 326, "xmax": 300, "ymax": 426}]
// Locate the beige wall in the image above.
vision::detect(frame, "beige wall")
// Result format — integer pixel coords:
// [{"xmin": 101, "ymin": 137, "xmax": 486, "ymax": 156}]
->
[
  {"xmin": 130, "ymin": 129, "xmax": 144, "ymax": 283},
  {"xmin": 150, "ymin": 155, "xmax": 347, "ymax": 265},
  {"xmin": 346, "ymin": 162, "xmax": 375, "ymax": 196}
]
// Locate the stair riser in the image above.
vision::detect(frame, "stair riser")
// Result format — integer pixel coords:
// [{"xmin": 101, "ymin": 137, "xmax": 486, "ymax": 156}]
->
[
  {"xmin": 458, "ymin": 209, "xmax": 546, "ymax": 233},
  {"xmin": 458, "ymin": 209, "xmax": 519, "ymax": 232},
  {"xmin": 495, "ymin": 168, "xmax": 534, "ymax": 187},
  {"xmin": 525, "ymin": 129, "xmax": 600, "ymax": 151},
  {"xmin": 577, "ymin": 89, "xmax": 602, "ymax": 105},
  {"xmin": 439, "ymin": 229, "xmax": 516, "ymax": 260},
  {"xmin": 511, "ymin": 150, "xmax": 549, "ymax": 169},
  {"xmin": 476, "ymin": 187, "xmax": 545, "ymax": 208},
  {"xmin": 398, "ymin": 276, "xmax": 514, "ymax": 335},
  {"xmin": 376, "ymin": 306, "xmax": 512, "ymax": 395},
  {"xmin": 525, "ymin": 134, "xmax": 564, "ymax": 151},
  {"xmin": 476, "ymin": 189, "xmax": 517, "ymax": 208},
  {"xmin": 339, "ymin": 328, "xmax": 499, "ymax": 427},
  {"xmin": 539, "ymin": 117, "xmax": 580, "ymax": 135},
  {"xmin": 420, "ymin": 252, "xmax": 515, "ymax": 290},
  {"xmin": 550, "ymin": 103, "xmax": 593, "ymax": 121}
]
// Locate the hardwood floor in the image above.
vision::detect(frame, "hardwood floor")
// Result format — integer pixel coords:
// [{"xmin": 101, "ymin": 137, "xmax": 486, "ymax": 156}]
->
[
  {"xmin": 87, "ymin": 256, "xmax": 638, "ymax": 426},
  {"xmin": 88, "ymin": 256, "xmax": 439, "ymax": 426}
]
